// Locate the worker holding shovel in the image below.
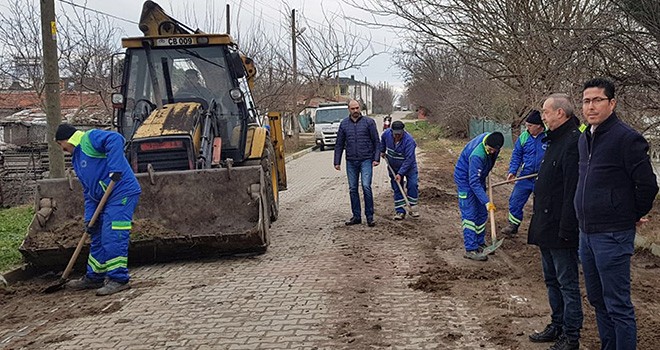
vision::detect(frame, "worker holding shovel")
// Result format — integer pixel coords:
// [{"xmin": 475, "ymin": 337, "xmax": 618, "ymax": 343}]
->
[
  {"xmin": 453, "ymin": 132, "xmax": 504, "ymax": 261},
  {"xmin": 55, "ymin": 124, "xmax": 141, "ymax": 296},
  {"xmin": 380, "ymin": 120, "xmax": 419, "ymax": 220},
  {"xmin": 501, "ymin": 109, "xmax": 547, "ymax": 236}
]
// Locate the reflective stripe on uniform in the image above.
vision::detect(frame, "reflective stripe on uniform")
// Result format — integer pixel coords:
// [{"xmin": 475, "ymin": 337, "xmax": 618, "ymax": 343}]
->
[
  {"xmin": 80, "ymin": 132, "xmax": 107, "ymax": 158},
  {"xmin": 462, "ymin": 219, "xmax": 486, "ymax": 234},
  {"xmin": 105, "ymin": 256, "xmax": 128, "ymax": 272},
  {"xmin": 111, "ymin": 221, "xmax": 132, "ymax": 230},
  {"xmin": 508, "ymin": 212, "xmax": 522, "ymax": 225},
  {"xmin": 88, "ymin": 255, "xmax": 105, "ymax": 273}
]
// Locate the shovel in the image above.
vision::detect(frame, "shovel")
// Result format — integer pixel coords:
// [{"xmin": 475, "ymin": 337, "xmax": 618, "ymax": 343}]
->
[
  {"xmin": 491, "ymin": 173, "xmax": 538, "ymax": 188},
  {"xmin": 385, "ymin": 159, "xmax": 415, "ymax": 214},
  {"xmin": 481, "ymin": 176, "xmax": 504, "ymax": 255},
  {"xmin": 43, "ymin": 180, "xmax": 116, "ymax": 293}
]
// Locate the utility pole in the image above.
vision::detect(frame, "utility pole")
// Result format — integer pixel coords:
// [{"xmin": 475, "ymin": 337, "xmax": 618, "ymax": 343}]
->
[
  {"xmin": 291, "ymin": 9, "xmax": 297, "ymax": 90},
  {"xmin": 40, "ymin": 0, "xmax": 64, "ymax": 178},
  {"xmin": 291, "ymin": 9, "xmax": 299, "ymax": 136}
]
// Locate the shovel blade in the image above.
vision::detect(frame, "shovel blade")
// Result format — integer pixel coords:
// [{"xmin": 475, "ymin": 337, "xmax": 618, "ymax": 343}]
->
[
  {"xmin": 43, "ymin": 279, "xmax": 66, "ymax": 294},
  {"xmin": 481, "ymin": 238, "xmax": 505, "ymax": 255}
]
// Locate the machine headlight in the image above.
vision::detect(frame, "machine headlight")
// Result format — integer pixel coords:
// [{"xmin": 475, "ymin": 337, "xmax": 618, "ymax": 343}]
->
[
  {"xmin": 229, "ymin": 88, "xmax": 243, "ymax": 102},
  {"xmin": 111, "ymin": 93, "xmax": 124, "ymax": 108}
]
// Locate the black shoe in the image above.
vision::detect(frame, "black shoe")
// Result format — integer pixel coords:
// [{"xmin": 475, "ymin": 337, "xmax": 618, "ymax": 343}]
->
[
  {"xmin": 345, "ymin": 217, "xmax": 361, "ymax": 226},
  {"xmin": 367, "ymin": 220, "xmax": 375, "ymax": 227},
  {"xmin": 501, "ymin": 223, "xmax": 519, "ymax": 236},
  {"xmin": 529, "ymin": 324, "xmax": 562, "ymax": 343},
  {"xmin": 548, "ymin": 335, "xmax": 579, "ymax": 350},
  {"xmin": 463, "ymin": 250, "xmax": 488, "ymax": 261}
]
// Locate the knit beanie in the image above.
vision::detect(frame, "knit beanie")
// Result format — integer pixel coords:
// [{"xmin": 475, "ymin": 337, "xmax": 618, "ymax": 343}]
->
[
  {"xmin": 55, "ymin": 123, "xmax": 78, "ymax": 141},
  {"xmin": 485, "ymin": 132, "xmax": 504, "ymax": 149},
  {"xmin": 525, "ymin": 110, "xmax": 543, "ymax": 125}
]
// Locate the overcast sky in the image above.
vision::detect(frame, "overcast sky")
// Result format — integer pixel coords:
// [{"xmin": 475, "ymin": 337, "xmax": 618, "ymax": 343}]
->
[{"xmin": 38, "ymin": 0, "xmax": 405, "ymax": 92}]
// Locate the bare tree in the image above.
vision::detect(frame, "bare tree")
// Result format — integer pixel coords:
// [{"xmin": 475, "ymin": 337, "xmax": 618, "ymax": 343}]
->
[
  {"xmin": 373, "ymin": 82, "xmax": 395, "ymax": 114},
  {"xmin": 57, "ymin": 2, "xmax": 122, "ymax": 117},
  {"xmin": 0, "ymin": 0, "xmax": 44, "ymax": 93},
  {"xmin": 0, "ymin": 0, "xmax": 123, "ymax": 123},
  {"xmin": 346, "ymin": 0, "xmax": 660, "ymax": 135}
]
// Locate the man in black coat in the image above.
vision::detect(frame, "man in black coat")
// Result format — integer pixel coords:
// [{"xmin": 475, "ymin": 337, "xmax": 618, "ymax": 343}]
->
[
  {"xmin": 527, "ymin": 93, "xmax": 583, "ymax": 350},
  {"xmin": 574, "ymin": 78, "xmax": 658, "ymax": 350}
]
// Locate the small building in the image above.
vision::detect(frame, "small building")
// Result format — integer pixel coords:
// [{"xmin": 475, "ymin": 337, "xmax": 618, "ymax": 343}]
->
[{"xmin": 334, "ymin": 75, "xmax": 373, "ymax": 114}]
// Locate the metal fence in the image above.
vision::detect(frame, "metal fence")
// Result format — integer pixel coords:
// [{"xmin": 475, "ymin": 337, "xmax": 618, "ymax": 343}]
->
[
  {"xmin": 469, "ymin": 118, "xmax": 514, "ymax": 149},
  {"xmin": 0, "ymin": 144, "xmax": 72, "ymax": 207}
]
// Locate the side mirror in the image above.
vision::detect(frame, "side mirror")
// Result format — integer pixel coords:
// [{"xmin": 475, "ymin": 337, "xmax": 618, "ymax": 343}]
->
[
  {"xmin": 110, "ymin": 52, "xmax": 126, "ymax": 89},
  {"xmin": 229, "ymin": 52, "xmax": 246, "ymax": 79}
]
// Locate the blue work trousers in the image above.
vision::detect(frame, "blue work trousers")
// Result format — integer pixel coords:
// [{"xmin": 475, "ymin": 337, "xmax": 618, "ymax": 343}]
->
[
  {"xmin": 86, "ymin": 194, "xmax": 139, "ymax": 283},
  {"xmin": 540, "ymin": 247, "xmax": 583, "ymax": 342},
  {"xmin": 389, "ymin": 171, "xmax": 419, "ymax": 213},
  {"xmin": 579, "ymin": 229, "xmax": 636, "ymax": 350},
  {"xmin": 346, "ymin": 159, "xmax": 374, "ymax": 221},
  {"xmin": 458, "ymin": 191, "xmax": 487, "ymax": 251},
  {"xmin": 507, "ymin": 178, "xmax": 534, "ymax": 226}
]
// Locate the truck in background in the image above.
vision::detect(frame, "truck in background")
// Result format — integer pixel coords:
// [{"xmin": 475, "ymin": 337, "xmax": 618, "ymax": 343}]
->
[{"xmin": 313, "ymin": 103, "xmax": 348, "ymax": 151}]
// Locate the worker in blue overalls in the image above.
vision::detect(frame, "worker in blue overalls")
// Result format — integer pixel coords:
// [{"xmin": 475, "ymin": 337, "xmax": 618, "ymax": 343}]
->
[
  {"xmin": 454, "ymin": 132, "xmax": 504, "ymax": 261},
  {"xmin": 380, "ymin": 120, "xmax": 419, "ymax": 220},
  {"xmin": 501, "ymin": 110, "xmax": 547, "ymax": 236},
  {"xmin": 55, "ymin": 123, "xmax": 141, "ymax": 296}
]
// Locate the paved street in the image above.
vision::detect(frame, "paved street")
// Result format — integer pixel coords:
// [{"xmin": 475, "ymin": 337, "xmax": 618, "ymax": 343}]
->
[{"xmin": 1, "ymin": 124, "xmax": 502, "ymax": 349}]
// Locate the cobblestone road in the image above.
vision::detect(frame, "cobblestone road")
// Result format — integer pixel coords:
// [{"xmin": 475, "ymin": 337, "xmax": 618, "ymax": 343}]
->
[{"xmin": 2, "ymin": 138, "xmax": 503, "ymax": 350}]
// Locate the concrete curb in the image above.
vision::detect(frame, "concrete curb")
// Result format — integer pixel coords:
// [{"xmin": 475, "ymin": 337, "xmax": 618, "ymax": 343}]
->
[{"xmin": 285, "ymin": 146, "xmax": 317, "ymax": 163}]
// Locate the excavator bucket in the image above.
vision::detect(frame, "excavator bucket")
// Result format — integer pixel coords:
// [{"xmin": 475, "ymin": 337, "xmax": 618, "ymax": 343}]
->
[{"xmin": 19, "ymin": 166, "xmax": 270, "ymax": 269}]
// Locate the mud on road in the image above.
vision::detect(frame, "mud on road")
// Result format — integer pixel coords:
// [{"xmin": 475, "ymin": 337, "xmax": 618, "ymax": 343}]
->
[
  {"xmin": 323, "ymin": 139, "xmax": 660, "ymax": 349},
  {"xmin": 1, "ymin": 138, "xmax": 659, "ymax": 349}
]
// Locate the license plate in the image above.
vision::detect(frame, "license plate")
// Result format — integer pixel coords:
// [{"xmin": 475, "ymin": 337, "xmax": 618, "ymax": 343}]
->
[{"xmin": 155, "ymin": 37, "xmax": 197, "ymax": 46}]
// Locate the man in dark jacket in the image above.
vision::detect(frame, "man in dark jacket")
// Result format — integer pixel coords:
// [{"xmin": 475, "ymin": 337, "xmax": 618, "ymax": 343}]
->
[
  {"xmin": 574, "ymin": 78, "xmax": 658, "ymax": 350},
  {"xmin": 334, "ymin": 100, "xmax": 381, "ymax": 227},
  {"xmin": 528, "ymin": 94, "xmax": 583, "ymax": 350}
]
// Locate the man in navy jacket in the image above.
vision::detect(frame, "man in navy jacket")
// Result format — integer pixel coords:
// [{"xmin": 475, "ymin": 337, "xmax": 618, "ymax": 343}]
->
[
  {"xmin": 575, "ymin": 78, "xmax": 658, "ymax": 350},
  {"xmin": 334, "ymin": 100, "xmax": 381, "ymax": 227}
]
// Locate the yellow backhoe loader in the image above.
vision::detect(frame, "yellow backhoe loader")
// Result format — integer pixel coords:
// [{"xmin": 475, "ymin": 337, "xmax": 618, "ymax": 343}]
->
[{"xmin": 20, "ymin": 1, "xmax": 287, "ymax": 268}]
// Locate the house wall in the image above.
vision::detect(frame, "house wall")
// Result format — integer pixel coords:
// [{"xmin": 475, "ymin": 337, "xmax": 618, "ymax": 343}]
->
[
  {"xmin": 0, "ymin": 124, "xmax": 48, "ymax": 145},
  {"xmin": 344, "ymin": 84, "xmax": 373, "ymax": 114}
]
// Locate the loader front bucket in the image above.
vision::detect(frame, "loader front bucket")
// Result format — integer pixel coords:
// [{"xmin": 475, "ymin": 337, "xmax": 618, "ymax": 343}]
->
[{"xmin": 19, "ymin": 166, "xmax": 270, "ymax": 269}]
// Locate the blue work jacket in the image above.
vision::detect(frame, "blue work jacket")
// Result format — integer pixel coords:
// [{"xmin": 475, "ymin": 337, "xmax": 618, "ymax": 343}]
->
[
  {"xmin": 508, "ymin": 130, "xmax": 547, "ymax": 176},
  {"xmin": 453, "ymin": 133, "xmax": 501, "ymax": 206},
  {"xmin": 379, "ymin": 128, "xmax": 417, "ymax": 176},
  {"xmin": 69, "ymin": 129, "xmax": 142, "ymax": 222}
]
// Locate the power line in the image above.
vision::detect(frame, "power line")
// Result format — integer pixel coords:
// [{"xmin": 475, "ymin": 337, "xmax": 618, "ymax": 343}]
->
[
  {"xmin": 248, "ymin": 0, "xmax": 394, "ymax": 50},
  {"xmin": 57, "ymin": 0, "xmax": 138, "ymax": 25}
]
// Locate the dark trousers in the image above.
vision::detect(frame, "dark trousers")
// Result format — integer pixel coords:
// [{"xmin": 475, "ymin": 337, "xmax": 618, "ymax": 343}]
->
[
  {"xmin": 579, "ymin": 229, "xmax": 636, "ymax": 350},
  {"xmin": 540, "ymin": 247, "xmax": 583, "ymax": 341}
]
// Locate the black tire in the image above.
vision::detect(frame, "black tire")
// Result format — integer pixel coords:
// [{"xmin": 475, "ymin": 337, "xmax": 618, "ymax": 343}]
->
[
  {"xmin": 320, "ymin": 144, "xmax": 325, "ymax": 151},
  {"xmin": 261, "ymin": 138, "xmax": 279, "ymax": 222}
]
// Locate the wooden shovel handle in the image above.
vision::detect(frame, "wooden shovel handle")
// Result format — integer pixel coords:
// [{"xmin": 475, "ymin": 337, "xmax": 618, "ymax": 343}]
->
[
  {"xmin": 491, "ymin": 173, "xmax": 538, "ymax": 188},
  {"xmin": 60, "ymin": 180, "xmax": 116, "ymax": 280},
  {"xmin": 488, "ymin": 176, "xmax": 497, "ymax": 242}
]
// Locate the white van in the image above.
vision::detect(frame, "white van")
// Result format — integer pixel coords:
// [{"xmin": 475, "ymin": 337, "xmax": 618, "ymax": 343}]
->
[{"xmin": 314, "ymin": 103, "xmax": 348, "ymax": 151}]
